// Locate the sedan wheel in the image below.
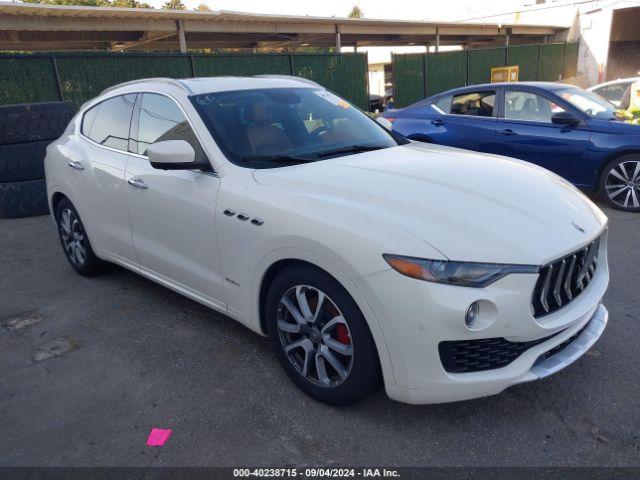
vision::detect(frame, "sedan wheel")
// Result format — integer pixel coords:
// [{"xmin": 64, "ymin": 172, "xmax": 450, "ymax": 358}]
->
[
  {"xmin": 602, "ymin": 157, "xmax": 640, "ymax": 211},
  {"xmin": 276, "ymin": 285, "xmax": 354, "ymax": 388}
]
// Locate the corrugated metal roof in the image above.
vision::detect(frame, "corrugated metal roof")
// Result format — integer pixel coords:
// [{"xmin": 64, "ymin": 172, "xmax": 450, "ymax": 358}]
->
[{"xmin": 0, "ymin": 1, "xmax": 567, "ymax": 30}]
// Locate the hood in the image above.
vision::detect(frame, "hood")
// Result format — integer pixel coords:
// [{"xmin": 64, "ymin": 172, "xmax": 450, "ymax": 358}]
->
[
  {"xmin": 253, "ymin": 143, "xmax": 607, "ymax": 265},
  {"xmin": 606, "ymin": 119, "xmax": 640, "ymax": 134}
]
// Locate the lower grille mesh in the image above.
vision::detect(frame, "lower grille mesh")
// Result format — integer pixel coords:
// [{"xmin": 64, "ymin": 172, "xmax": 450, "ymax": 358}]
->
[{"xmin": 439, "ymin": 332, "xmax": 560, "ymax": 373}]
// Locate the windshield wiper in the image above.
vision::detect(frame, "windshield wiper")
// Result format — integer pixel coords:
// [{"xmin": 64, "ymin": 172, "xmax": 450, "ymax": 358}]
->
[
  {"xmin": 315, "ymin": 144, "xmax": 388, "ymax": 158},
  {"xmin": 240, "ymin": 154, "xmax": 316, "ymax": 164}
]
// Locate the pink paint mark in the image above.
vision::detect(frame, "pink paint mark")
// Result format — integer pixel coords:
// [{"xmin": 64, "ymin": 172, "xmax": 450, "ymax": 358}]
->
[{"xmin": 146, "ymin": 428, "xmax": 172, "ymax": 446}]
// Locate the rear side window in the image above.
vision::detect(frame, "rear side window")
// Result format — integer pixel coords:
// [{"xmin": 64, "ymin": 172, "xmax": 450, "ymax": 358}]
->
[
  {"xmin": 450, "ymin": 91, "xmax": 495, "ymax": 117},
  {"xmin": 137, "ymin": 93, "xmax": 207, "ymax": 163},
  {"xmin": 82, "ymin": 94, "xmax": 136, "ymax": 152},
  {"xmin": 432, "ymin": 95, "xmax": 452, "ymax": 113}
]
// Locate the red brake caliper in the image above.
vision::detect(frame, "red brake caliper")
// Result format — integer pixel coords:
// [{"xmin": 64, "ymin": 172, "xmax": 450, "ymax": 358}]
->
[{"xmin": 335, "ymin": 324, "xmax": 351, "ymax": 345}]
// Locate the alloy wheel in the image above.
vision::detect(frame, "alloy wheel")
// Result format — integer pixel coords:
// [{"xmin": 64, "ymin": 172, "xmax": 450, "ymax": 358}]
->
[
  {"xmin": 276, "ymin": 285, "xmax": 354, "ymax": 388},
  {"xmin": 59, "ymin": 208, "xmax": 87, "ymax": 266},
  {"xmin": 604, "ymin": 160, "xmax": 640, "ymax": 209}
]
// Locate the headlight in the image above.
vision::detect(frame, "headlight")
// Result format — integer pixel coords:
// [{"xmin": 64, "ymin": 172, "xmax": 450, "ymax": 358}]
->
[{"xmin": 382, "ymin": 254, "xmax": 538, "ymax": 287}]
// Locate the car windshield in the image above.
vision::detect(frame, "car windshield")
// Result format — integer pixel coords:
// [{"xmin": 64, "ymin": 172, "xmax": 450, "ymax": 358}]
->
[
  {"xmin": 556, "ymin": 87, "xmax": 617, "ymax": 120},
  {"xmin": 190, "ymin": 87, "xmax": 402, "ymax": 168}
]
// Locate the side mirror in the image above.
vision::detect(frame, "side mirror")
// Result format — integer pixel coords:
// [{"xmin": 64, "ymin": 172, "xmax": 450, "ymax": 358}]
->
[
  {"xmin": 147, "ymin": 140, "xmax": 200, "ymax": 170},
  {"xmin": 376, "ymin": 117, "xmax": 393, "ymax": 130},
  {"xmin": 551, "ymin": 111, "xmax": 581, "ymax": 126}
]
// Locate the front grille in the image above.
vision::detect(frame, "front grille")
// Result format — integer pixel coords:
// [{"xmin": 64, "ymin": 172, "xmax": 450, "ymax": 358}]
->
[
  {"xmin": 531, "ymin": 236, "xmax": 600, "ymax": 318},
  {"xmin": 439, "ymin": 330, "xmax": 563, "ymax": 373}
]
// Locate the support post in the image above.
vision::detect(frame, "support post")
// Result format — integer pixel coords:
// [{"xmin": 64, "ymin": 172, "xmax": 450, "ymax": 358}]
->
[
  {"xmin": 505, "ymin": 28, "xmax": 511, "ymax": 65},
  {"xmin": 335, "ymin": 25, "xmax": 341, "ymax": 53},
  {"xmin": 435, "ymin": 27, "xmax": 440, "ymax": 54},
  {"xmin": 51, "ymin": 57, "xmax": 64, "ymax": 102},
  {"xmin": 177, "ymin": 20, "xmax": 187, "ymax": 53}
]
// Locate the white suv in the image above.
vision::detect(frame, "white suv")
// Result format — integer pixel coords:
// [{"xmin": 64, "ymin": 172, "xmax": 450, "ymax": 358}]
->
[{"xmin": 45, "ymin": 76, "xmax": 609, "ymax": 405}]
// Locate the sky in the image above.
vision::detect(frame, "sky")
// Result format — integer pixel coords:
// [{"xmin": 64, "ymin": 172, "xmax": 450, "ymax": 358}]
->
[{"xmin": 145, "ymin": 0, "xmax": 530, "ymax": 21}]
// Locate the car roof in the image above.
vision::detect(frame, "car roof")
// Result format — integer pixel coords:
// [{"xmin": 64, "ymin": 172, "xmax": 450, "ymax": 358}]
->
[
  {"xmin": 432, "ymin": 82, "xmax": 574, "ymax": 97},
  {"xmin": 588, "ymin": 77, "xmax": 640, "ymax": 90},
  {"xmin": 101, "ymin": 75, "xmax": 321, "ymax": 97}
]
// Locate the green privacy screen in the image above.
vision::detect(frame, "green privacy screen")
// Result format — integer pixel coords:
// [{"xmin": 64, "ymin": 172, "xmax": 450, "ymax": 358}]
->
[
  {"xmin": 393, "ymin": 42, "xmax": 580, "ymax": 108},
  {"xmin": 0, "ymin": 52, "xmax": 369, "ymax": 110}
]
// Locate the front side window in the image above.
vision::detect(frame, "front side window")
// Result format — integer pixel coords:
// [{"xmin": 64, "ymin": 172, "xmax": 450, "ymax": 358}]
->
[
  {"xmin": 450, "ymin": 91, "xmax": 495, "ymax": 117},
  {"xmin": 190, "ymin": 87, "xmax": 401, "ymax": 168},
  {"xmin": 504, "ymin": 90, "xmax": 565, "ymax": 123},
  {"xmin": 82, "ymin": 94, "xmax": 135, "ymax": 152},
  {"xmin": 137, "ymin": 93, "xmax": 207, "ymax": 163}
]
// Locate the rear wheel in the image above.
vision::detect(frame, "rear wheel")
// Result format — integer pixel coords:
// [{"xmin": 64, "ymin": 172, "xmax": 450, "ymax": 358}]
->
[
  {"xmin": 600, "ymin": 154, "xmax": 640, "ymax": 212},
  {"xmin": 54, "ymin": 198, "xmax": 104, "ymax": 276},
  {"xmin": 265, "ymin": 265, "xmax": 381, "ymax": 405}
]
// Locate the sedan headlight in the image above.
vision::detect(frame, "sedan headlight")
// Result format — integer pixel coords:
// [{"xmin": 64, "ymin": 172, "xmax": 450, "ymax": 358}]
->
[{"xmin": 383, "ymin": 254, "xmax": 538, "ymax": 288}]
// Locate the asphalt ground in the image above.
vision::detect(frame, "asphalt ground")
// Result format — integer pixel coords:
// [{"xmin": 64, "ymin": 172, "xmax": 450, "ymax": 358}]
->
[{"xmin": 1, "ymin": 201, "xmax": 639, "ymax": 469}]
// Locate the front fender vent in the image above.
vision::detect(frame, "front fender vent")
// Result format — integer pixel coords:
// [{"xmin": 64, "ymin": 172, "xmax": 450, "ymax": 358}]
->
[{"xmin": 532, "ymin": 236, "xmax": 600, "ymax": 318}]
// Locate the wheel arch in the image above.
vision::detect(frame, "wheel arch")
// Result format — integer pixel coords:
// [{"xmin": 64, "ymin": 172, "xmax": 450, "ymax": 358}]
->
[
  {"xmin": 50, "ymin": 191, "xmax": 68, "ymax": 214},
  {"xmin": 597, "ymin": 149, "xmax": 640, "ymax": 187},
  {"xmin": 252, "ymin": 249, "xmax": 396, "ymax": 386}
]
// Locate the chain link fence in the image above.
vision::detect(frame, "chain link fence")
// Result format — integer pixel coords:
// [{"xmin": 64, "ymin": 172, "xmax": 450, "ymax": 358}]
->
[
  {"xmin": 393, "ymin": 42, "xmax": 580, "ymax": 108},
  {"xmin": 0, "ymin": 52, "xmax": 369, "ymax": 110}
]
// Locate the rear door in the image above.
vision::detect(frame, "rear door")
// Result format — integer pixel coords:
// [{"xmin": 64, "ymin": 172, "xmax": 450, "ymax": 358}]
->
[
  {"xmin": 494, "ymin": 87, "xmax": 591, "ymax": 185},
  {"xmin": 426, "ymin": 89, "xmax": 498, "ymax": 153},
  {"xmin": 77, "ymin": 94, "xmax": 137, "ymax": 263}
]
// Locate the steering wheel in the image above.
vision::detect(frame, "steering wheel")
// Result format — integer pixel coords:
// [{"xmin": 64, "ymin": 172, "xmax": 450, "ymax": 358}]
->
[{"xmin": 308, "ymin": 124, "xmax": 331, "ymax": 141}]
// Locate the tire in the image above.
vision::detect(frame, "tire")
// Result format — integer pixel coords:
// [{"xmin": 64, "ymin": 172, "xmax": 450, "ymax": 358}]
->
[
  {"xmin": 54, "ymin": 198, "xmax": 104, "ymax": 276},
  {"xmin": 0, "ymin": 179, "xmax": 49, "ymax": 218},
  {"xmin": 0, "ymin": 141, "xmax": 48, "ymax": 182},
  {"xmin": 265, "ymin": 264, "xmax": 381, "ymax": 405},
  {"xmin": 599, "ymin": 154, "xmax": 640, "ymax": 212},
  {"xmin": 0, "ymin": 102, "xmax": 74, "ymax": 146}
]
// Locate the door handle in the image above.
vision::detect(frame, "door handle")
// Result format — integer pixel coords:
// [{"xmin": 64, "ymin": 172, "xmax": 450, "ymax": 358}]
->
[
  {"xmin": 68, "ymin": 159, "xmax": 85, "ymax": 171},
  {"xmin": 498, "ymin": 128, "xmax": 517, "ymax": 136},
  {"xmin": 431, "ymin": 119, "xmax": 445, "ymax": 126},
  {"xmin": 127, "ymin": 177, "xmax": 148, "ymax": 190}
]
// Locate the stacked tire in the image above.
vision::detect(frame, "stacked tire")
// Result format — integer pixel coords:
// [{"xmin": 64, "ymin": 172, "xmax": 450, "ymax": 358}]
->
[{"xmin": 0, "ymin": 102, "xmax": 74, "ymax": 219}]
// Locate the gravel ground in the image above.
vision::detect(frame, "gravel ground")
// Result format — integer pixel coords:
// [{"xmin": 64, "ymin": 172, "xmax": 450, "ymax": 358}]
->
[{"xmin": 1, "ymin": 203, "xmax": 639, "ymax": 468}]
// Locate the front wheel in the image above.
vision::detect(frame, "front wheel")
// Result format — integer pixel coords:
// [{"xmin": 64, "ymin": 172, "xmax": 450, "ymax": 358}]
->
[
  {"xmin": 600, "ymin": 155, "xmax": 640, "ymax": 212},
  {"xmin": 265, "ymin": 265, "xmax": 381, "ymax": 405}
]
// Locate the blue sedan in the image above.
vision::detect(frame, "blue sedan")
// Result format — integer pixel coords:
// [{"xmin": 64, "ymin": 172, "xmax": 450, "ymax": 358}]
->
[{"xmin": 384, "ymin": 82, "xmax": 640, "ymax": 211}]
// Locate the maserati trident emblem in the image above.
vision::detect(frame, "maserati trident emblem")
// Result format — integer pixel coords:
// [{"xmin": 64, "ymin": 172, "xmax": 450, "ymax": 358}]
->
[{"xmin": 572, "ymin": 222, "xmax": 586, "ymax": 233}]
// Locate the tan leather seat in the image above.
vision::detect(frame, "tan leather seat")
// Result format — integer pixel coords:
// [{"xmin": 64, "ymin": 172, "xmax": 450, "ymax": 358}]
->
[{"xmin": 245, "ymin": 100, "xmax": 293, "ymax": 154}]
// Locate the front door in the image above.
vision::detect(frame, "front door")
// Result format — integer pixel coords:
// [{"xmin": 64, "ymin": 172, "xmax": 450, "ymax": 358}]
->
[
  {"xmin": 125, "ymin": 92, "xmax": 225, "ymax": 309},
  {"xmin": 494, "ymin": 88, "xmax": 591, "ymax": 186}
]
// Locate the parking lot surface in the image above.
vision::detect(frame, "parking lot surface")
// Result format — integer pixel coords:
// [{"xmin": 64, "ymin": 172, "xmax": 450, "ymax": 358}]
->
[{"xmin": 1, "ymin": 203, "xmax": 639, "ymax": 467}]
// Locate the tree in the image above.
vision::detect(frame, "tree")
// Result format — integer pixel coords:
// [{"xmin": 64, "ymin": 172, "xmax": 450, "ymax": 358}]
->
[
  {"xmin": 21, "ymin": 0, "xmax": 152, "ymax": 6},
  {"xmin": 162, "ymin": 0, "xmax": 186, "ymax": 9},
  {"xmin": 195, "ymin": 3, "xmax": 211, "ymax": 10},
  {"xmin": 21, "ymin": 0, "xmax": 110, "ymax": 5},
  {"xmin": 348, "ymin": 4, "xmax": 362, "ymax": 18},
  {"xmin": 111, "ymin": 0, "xmax": 153, "ymax": 7}
]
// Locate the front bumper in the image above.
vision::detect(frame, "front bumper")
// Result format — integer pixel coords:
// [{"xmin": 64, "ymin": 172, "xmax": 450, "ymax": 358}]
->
[{"xmin": 352, "ymin": 236, "xmax": 609, "ymax": 404}]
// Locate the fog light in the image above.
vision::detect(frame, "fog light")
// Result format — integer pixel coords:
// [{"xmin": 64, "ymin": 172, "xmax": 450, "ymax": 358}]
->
[{"xmin": 465, "ymin": 302, "xmax": 480, "ymax": 328}]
